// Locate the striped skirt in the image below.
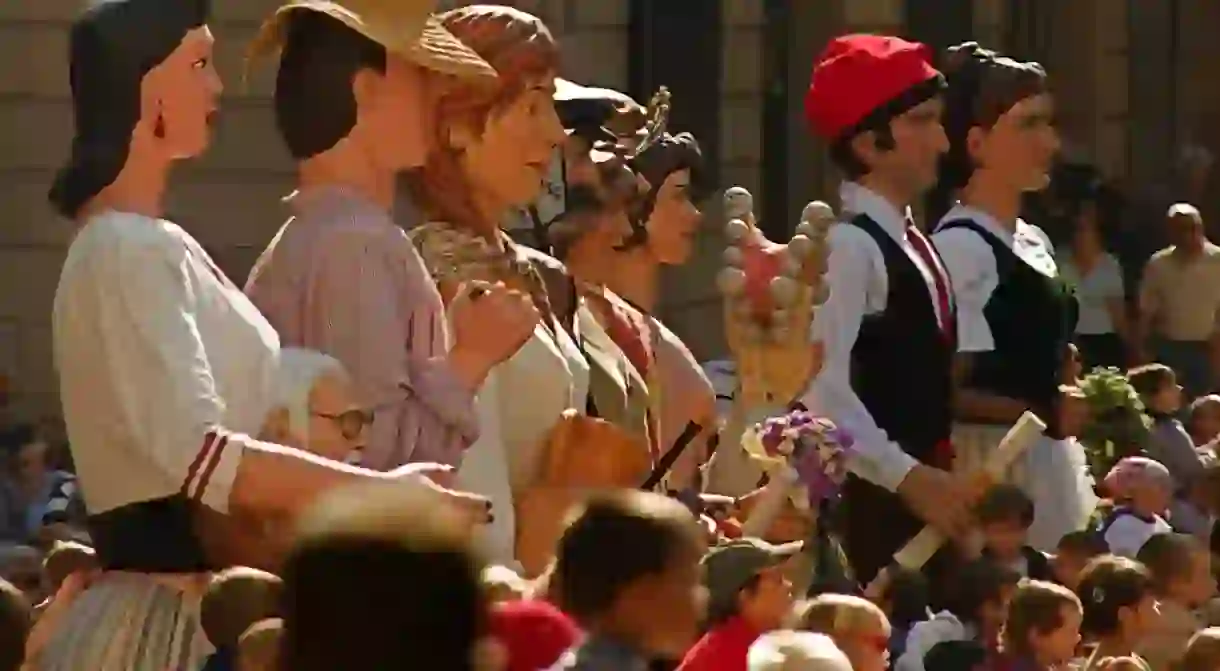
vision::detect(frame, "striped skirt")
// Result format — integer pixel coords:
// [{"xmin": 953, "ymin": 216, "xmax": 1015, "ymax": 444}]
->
[{"xmin": 27, "ymin": 573, "xmax": 212, "ymax": 671}]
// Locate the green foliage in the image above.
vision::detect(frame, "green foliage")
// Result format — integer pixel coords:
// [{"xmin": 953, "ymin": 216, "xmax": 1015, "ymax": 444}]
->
[{"xmin": 1077, "ymin": 367, "xmax": 1152, "ymax": 478}]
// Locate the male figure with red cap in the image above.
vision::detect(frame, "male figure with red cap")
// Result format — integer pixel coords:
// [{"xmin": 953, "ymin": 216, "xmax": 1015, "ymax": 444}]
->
[{"xmin": 799, "ymin": 34, "xmax": 973, "ymax": 584}]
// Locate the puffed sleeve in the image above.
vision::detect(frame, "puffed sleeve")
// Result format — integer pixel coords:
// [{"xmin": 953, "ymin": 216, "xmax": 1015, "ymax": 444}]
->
[
  {"xmin": 932, "ymin": 226, "xmax": 999, "ymax": 353},
  {"xmin": 101, "ymin": 238, "xmax": 244, "ymax": 513}
]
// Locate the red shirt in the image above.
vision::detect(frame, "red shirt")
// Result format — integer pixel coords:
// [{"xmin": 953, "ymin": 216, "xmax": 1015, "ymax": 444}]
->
[{"xmin": 676, "ymin": 617, "xmax": 763, "ymax": 671}]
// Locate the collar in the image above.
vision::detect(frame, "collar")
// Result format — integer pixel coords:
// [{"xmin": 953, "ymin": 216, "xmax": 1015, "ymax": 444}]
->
[
  {"xmin": 941, "ymin": 204, "xmax": 1021, "ymax": 242},
  {"xmin": 284, "ymin": 185, "xmax": 390, "ymax": 220},
  {"xmin": 839, "ymin": 182, "xmax": 910, "ymax": 237},
  {"xmin": 574, "ymin": 633, "xmax": 650, "ymax": 671}
]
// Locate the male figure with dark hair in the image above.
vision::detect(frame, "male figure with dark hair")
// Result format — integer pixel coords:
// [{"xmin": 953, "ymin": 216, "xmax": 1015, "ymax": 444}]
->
[
  {"xmin": 245, "ymin": 0, "xmax": 540, "ymax": 473},
  {"xmin": 550, "ymin": 491, "xmax": 705, "ymax": 670},
  {"xmin": 799, "ymin": 35, "xmax": 972, "ymax": 585}
]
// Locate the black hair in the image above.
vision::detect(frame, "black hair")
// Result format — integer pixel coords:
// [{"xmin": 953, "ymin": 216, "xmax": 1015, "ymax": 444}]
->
[
  {"xmin": 828, "ymin": 74, "xmax": 945, "ymax": 180},
  {"xmin": 1076, "ymin": 555, "xmax": 1153, "ymax": 638},
  {"xmin": 553, "ymin": 492, "xmax": 697, "ymax": 623},
  {"xmin": 280, "ymin": 534, "xmax": 485, "ymax": 671},
  {"xmin": 975, "ymin": 483, "xmax": 1036, "ymax": 528},
  {"xmin": 617, "ymin": 132, "xmax": 707, "ymax": 251},
  {"xmin": 1056, "ymin": 530, "xmax": 1108, "ymax": 559},
  {"xmin": 944, "ymin": 558, "xmax": 1022, "ymax": 627},
  {"xmin": 273, "ymin": 10, "xmax": 387, "ymax": 160},
  {"xmin": 880, "ymin": 565, "xmax": 931, "ymax": 629},
  {"xmin": 927, "ymin": 41, "xmax": 1048, "ymax": 224},
  {"xmin": 48, "ymin": 0, "xmax": 211, "ymax": 219},
  {"xmin": 923, "ymin": 640, "xmax": 987, "ymax": 671}
]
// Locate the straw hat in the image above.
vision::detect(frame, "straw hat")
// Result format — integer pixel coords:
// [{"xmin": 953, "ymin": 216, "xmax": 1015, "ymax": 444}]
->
[{"xmin": 248, "ymin": 0, "xmax": 498, "ymax": 80}]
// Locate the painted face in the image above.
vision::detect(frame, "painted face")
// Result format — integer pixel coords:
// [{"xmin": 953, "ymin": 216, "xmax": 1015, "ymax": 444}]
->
[
  {"xmin": 360, "ymin": 55, "xmax": 434, "ymax": 171},
  {"xmin": 458, "ymin": 73, "xmax": 566, "ymax": 209},
  {"xmin": 147, "ymin": 25, "xmax": 222, "ymax": 159},
  {"xmin": 969, "ymin": 92, "xmax": 1059, "ymax": 192},
  {"xmin": 645, "ymin": 168, "xmax": 702, "ymax": 265},
  {"xmin": 875, "ymin": 96, "xmax": 949, "ymax": 196}
]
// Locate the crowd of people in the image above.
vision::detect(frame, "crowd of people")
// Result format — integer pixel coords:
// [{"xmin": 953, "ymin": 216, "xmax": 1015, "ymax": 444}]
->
[{"xmin": 1, "ymin": 0, "xmax": 1220, "ymax": 669}]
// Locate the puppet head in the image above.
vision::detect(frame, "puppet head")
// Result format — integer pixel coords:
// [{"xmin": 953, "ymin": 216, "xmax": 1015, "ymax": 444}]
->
[
  {"xmin": 408, "ymin": 5, "xmax": 565, "ymax": 233},
  {"xmin": 252, "ymin": 0, "xmax": 496, "ymax": 171},
  {"xmin": 49, "ymin": 0, "xmax": 218, "ymax": 218},
  {"xmin": 930, "ymin": 42, "xmax": 1057, "ymax": 221}
]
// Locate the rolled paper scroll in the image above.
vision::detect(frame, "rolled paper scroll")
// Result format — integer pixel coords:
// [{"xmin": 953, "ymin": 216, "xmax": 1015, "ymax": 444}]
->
[{"xmin": 891, "ymin": 411, "xmax": 1047, "ymax": 570}]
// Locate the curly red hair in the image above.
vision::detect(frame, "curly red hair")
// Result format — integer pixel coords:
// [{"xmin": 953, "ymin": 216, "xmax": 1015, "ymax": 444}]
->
[{"xmin": 408, "ymin": 5, "xmax": 560, "ymax": 232}]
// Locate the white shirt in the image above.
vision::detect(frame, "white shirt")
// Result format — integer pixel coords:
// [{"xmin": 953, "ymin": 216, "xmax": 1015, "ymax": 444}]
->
[
  {"xmin": 53, "ymin": 212, "xmax": 280, "ymax": 515},
  {"xmin": 931, "ymin": 205, "xmax": 1058, "ymax": 353},
  {"xmin": 1059, "ymin": 253, "xmax": 1124, "ymax": 335},
  {"xmin": 1104, "ymin": 511, "xmax": 1172, "ymax": 558},
  {"xmin": 801, "ymin": 183, "xmax": 952, "ymax": 492}
]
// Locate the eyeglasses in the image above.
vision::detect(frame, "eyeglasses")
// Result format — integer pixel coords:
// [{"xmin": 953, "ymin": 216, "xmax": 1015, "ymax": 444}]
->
[{"xmin": 311, "ymin": 409, "xmax": 375, "ymax": 441}]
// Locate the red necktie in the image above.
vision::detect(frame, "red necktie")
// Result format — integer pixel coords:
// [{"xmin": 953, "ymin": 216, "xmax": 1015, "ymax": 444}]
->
[{"xmin": 905, "ymin": 221, "xmax": 953, "ymax": 337}]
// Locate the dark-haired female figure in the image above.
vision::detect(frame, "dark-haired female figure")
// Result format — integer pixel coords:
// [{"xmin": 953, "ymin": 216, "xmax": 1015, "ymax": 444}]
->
[
  {"xmin": 1060, "ymin": 193, "xmax": 1130, "ymax": 371},
  {"xmin": 929, "ymin": 43, "xmax": 1080, "ymax": 492},
  {"xmin": 37, "ymin": 1, "xmax": 474, "ymax": 667}
]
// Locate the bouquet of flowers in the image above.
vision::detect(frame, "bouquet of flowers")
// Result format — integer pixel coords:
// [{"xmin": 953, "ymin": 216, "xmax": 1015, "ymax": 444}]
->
[
  {"xmin": 1077, "ymin": 366, "xmax": 1151, "ymax": 478},
  {"xmin": 740, "ymin": 409, "xmax": 855, "ymax": 512}
]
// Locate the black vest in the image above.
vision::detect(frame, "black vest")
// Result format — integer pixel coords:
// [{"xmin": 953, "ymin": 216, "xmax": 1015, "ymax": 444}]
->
[
  {"xmin": 848, "ymin": 214, "xmax": 955, "ymax": 462},
  {"xmin": 937, "ymin": 220, "xmax": 1078, "ymax": 429}
]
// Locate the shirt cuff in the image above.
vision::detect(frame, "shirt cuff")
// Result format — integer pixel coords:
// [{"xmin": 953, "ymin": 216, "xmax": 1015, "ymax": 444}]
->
[
  {"xmin": 408, "ymin": 357, "xmax": 481, "ymax": 443},
  {"xmin": 183, "ymin": 430, "xmax": 245, "ymax": 514},
  {"xmin": 848, "ymin": 446, "xmax": 919, "ymax": 493}
]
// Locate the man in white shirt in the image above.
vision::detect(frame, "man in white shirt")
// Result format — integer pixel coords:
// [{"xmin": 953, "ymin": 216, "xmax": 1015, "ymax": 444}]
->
[{"xmin": 801, "ymin": 34, "xmax": 974, "ymax": 584}]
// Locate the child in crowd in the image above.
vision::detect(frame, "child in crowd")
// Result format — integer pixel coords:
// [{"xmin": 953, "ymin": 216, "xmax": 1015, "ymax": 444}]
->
[
  {"xmin": 236, "ymin": 618, "xmax": 282, "ymax": 671},
  {"xmin": 1076, "ymin": 556, "xmax": 1158, "ymax": 670},
  {"xmin": 746, "ymin": 631, "xmax": 852, "ymax": 671},
  {"xmin": 995, "ymin": 580, "xmax": 1083, "ymax": 670},
  {"xmin": 974, "ymin": 484, "xmax": 1055, "ymax": 580},
  {"xmin": 1179, "ymin": 627, "xmax": 1220, "ymax": 671},
  {"xmin": 796, "ymin": 593, "xmax": 891, "ymax": 671},
  {"xmin": 1134, "ymin": 533, "xmax": 1214, "ymax": 669},
  {"xmin": 679, "ymin": 538, "xmax": 800, "ymax": 671},
  {"xmin": 200, "ymin": 567, "xmax": 283, "ymax": 671},
  {"xmin": 1053, "ymin": 531, "xmax": 1110, "ymax": 591},
  {"xmin": 1129, "ymin": 364, "xmax": 1203, "ymax": 489},
  {"xmin": 895, "ymin": 559, "xmax": 1021, "ymax": 671},
  {"xmin": 553, "ymin": 492, "xmax": 705, "ymax": 671},
  {"xmin": 863, "ymin": 564, "xmax": 929, "ymax": 660},
  {"xmin": 482, "ymin": 564, "xmax": 530, "ymax": 604},
  {"xmin": 1171, "ymin": 451, "xmax": 1219, "ymax": 538},
  {"xmin": 0, "ymin": 578, "xmax": 29, "ymax": 671},
  {"xmin": 1027, "ymin": 385, "xmax": 1100, "ymax": 551},
  {"xmin": 1099, "ymin": 457, "xmax": 1174, "ymax": 557},
  {"xmin": 1188, "ymin": 395, "xmax": 1220, "ymax": 446}
]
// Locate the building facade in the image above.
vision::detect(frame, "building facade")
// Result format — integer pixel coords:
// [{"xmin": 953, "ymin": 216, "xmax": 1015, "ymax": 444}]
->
[{"xmin": 1, "ymin": 0, "xmax": 1218, "ymax": 419}]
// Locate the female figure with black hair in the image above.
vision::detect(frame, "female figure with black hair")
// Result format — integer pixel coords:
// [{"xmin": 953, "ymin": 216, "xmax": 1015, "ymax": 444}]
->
[
  {"xmin": 929, "ymin": 43, "xmax": 1079, "ymax": 492},
  {"xmin": 1060, "ymin": 192, "xmax": 1131, "ymax": 371},
  {"xmin": 39, "ymin": 1, "xmax": 474, "ymax": 667}
]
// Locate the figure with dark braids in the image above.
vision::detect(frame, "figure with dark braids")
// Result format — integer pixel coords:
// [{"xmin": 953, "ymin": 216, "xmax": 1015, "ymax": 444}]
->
[
  {"xmin": 928, "ymin": 43, "xmax": 1079, "ymax": 497},
  {"xmin": 39, "ymin": 1, "xmax": 478, "ymax": 668}
]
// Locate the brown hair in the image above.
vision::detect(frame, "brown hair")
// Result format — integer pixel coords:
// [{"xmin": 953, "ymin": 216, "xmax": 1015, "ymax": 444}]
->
[
  {"xmin": 929, "ymin": 41, "xmax": 1048, "ymax": 222},
  {"xmin": 1180, "ymin": 627, "xmax": 1220, "ymax": 671},
  {"xmin": 1126, "ymin": 364, "xmax": 1176, "ymax": 404},
  {"xmin": 1076, "ymin": 555, "xmax": 1152, "ymax": 637},
  {"xmin": 796, "ymin": 594, "xmax": 886, "ymax": 638},
  {"xmin": 1135, "ymin": 532, "xmax": 1201, "ymax": 595},
  {"xmin": 408, "ymin": 5, "xmax": 560, "ymax": 232},
  {"xmin": 1001, "ymin": 580, "xmax": 1081, "ymax": 657}
]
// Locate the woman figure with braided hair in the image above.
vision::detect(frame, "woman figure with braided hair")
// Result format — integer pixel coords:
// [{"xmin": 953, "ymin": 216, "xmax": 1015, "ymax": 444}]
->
[
  {"xmin": 929, "ymin": 43, "xmax": 1079, "ymax": 493},
  {"xmin": 408, "ymin": 7, "xmax": 657, "ymax": 576}
]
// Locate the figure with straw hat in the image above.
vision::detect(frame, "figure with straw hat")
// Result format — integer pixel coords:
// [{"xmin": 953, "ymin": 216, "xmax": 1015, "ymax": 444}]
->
[{"xmin": 244, "ymin": 0, "xmax": 542, "ymax": 475}]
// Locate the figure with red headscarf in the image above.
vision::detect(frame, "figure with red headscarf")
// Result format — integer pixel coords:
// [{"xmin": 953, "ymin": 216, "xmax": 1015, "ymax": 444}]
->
[{"xmin": 799, "ymin": 35, "xmax": 975, "ymax": 584}]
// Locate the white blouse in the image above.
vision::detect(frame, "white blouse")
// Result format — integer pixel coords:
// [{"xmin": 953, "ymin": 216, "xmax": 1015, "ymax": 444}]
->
[
  {"xmin": 932, "ymin": 204, "xmax": 1058, "ymax": 353},
  {"xmin": 53, "ymin": 211, "xmax": 279, "ymax": 515},
  {"xmin": 456, "ymin": 313, "xmax": 589, "ymax": 567}
]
